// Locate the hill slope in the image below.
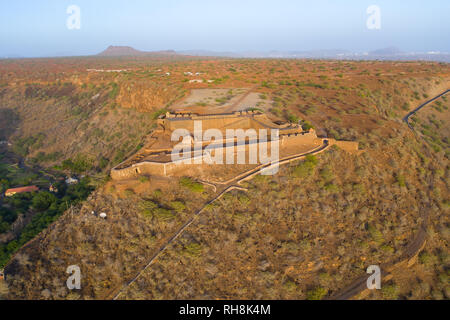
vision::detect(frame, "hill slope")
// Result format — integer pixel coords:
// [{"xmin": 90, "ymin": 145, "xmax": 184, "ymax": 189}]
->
[{"xmin": 0, "ymin": 57, "xmax": 449, "ymax": 300}]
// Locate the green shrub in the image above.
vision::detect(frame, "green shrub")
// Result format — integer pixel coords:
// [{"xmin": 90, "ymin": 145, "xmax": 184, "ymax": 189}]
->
[
  {"xmin": 138, "ymin": 175, "xmax": 150, "ymax": 183},
  {"xmin": 170, "ymin": 201, "xmax": 186, "ymax": 213},
  {"xmin": 301, "ymin": 121, "xmax": 314, "ymax": 131},
  {"xmin": 419, "ymin": 251, "xmax": 438, "ymax": 266},
  {"xmin": 287, "ymin": 113, "xmax": 299, "ymax": 123},
  {"xmin": 293, "ymin": 155, "xmax": 318, "ymax": 178},
  {"xmin": 61, "ymin": 155, "xmax": 93, "ymax": 174},
  {"xmin": 306, "ymin": 287, "xmax": 328, "ymax": 300},
  {"xmin": 368, "ymin": 224, "xmax": 384, "ymax": 245},
  {"xmin": 153, "ymin": 189, "xmax": 163, "ymax": 198},
  {"xmin": 238, "ymin": 194, "xmax": 250, "ymax": 205},
  {"xmin": 139, "ymin": 200, "xmax": 158, "ymax": 217},
  {"xmin": 151, "ymin": 107, "xmax": 168, "ymax": 120},
  {"xmin": 283, "ymin": 280, "xmax": 298, "ymax": 293},
  {"xmin": 352, "ymin": 183, "xmax": 366, "ymax": 195},
  {"xmin": 381, "ymin": 283, "xmax": 399, "ymax": 299},
  {"xmin": 155, "ymin": 208, "xmax": 175, "ymax": 221},
  {"xmin": 124, "ymin": 189, "xmax": 135, "ymax": 197},
  {"xmin": 319, "ymin": 166, "xmax": 334, "ymax": 182},
  {"xmin": 184, "ymin": 243, "xmax": 202, "ymax": 257},
  {"xmin": 324, "ymin": 183, "xmax": 340, "ymax": 193},
  {"xmin": 109, "ymin": 82, "xmax": 119, "ymax": 99},
  {"xmin": 179, "ymin": 177, "xmax": 204, "ymax": 193},
  {"xmin": 395, "ymin": 174, "xmax": 406, "ymax": 187}
]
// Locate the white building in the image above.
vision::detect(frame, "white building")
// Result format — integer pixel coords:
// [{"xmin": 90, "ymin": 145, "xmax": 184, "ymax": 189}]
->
[{"xmin": 65, "ymin": 177, "xmax": 79, "ymax": 185}]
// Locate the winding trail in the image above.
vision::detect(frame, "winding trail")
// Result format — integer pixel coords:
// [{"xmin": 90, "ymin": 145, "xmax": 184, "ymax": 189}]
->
[
  {"xmin": 403, "ymin": 89, "xmax": 450, "ymax": 130},
  {"xmin": 112, "ymin": 140, "xmax": 330, "ymax": 300},
  {"xmin": 111, "ymin": 89, "xmax": 449, "ymax": 300},
  {"xmin": 329, "ymin": 88, "xmax": 449, "ymax": 300}
]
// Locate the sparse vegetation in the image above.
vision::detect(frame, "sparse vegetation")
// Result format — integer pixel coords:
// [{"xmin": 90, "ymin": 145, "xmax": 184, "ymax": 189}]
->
[
  {"xmin": 0, "ymin": 57, "xmax": 448, "ymax": 300},
  {"xmin": 179, "ymin": 177, "xmax": 204, "ymax": 193}
]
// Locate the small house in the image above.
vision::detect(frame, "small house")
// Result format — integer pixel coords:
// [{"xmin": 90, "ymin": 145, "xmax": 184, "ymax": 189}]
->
[
  {"xmin": 5, "ymin": 186, "xmax": 39, "ymax": 197},
  {"xmin": 65, "ymin": 177, "xmax": 79, "ymax": 185},
  {"xmin": 189, "ymin": 79, "xmax": 203, "ymax": 83}
]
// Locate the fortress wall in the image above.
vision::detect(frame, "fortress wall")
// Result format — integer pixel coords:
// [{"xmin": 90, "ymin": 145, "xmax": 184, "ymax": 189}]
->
[
  {"xmin": 111, "ymin": 165, "xmax": 140, "ymax": 180},
  {"xmin": 163, "ymin": 141, "xmax": 277, "ymax": 177},
  {"xmin": 279, "ymin": 127, "xmax": 305, "ymax": 135},
  {"xmin": 165, "ymin": 120, "xmax": 194, "ymax": 132},
  {"xmin": 111, "ymin": 161, "xmax": 168, "ymax": 180},
  {"xmin": 163, "ymin": 113, "xmax": 304, "ymax": 137},
  {"xmin": 167, "ymin": 117, "xmax": 254, "ymax": 132},
  {"xmin": 111, "ymin": 129, "xmax": 325, "ymax": 181},
  {"xmin": 111, "ymin": 157, "xmax": 212, "ymax": 179},
  {"xmin": 280, "ymin": 130, "xmax": 318, "ymax": 146},
  {"xmin": 331, "ymin": 140, "xmax": 359, "ymax": 152},
  {"xmin": 170, "ymin": 143, "xmax": 273, "ymax": 169},
  {"xmin": 138, "ymin": 162, "xmax": 167, "ymax": 176},
  {"xmin": 111, "ymin": 139, "xmax": 282, "ymax": 180}
]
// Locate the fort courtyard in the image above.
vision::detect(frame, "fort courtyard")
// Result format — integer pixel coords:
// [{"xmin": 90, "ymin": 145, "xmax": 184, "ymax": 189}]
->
[{"xmin": 111, "ymin": 96, "xmax": 358, "ymax": 183}]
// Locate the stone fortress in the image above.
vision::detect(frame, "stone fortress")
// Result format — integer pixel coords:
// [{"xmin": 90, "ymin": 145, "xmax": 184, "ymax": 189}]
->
[{"xmin": 111, "ymin": 109, "xmax": 358, "ymax": 181}]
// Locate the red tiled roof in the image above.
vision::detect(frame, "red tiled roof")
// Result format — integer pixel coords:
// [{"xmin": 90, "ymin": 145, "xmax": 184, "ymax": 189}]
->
[{"xmin": 5, "ymin": 186, "xmax": 39, "ymax": 194}]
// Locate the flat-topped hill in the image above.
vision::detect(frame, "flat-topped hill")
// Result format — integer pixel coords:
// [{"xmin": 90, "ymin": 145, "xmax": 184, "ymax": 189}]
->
[{"xmin": 98, "ymin": 45, "xmax": 177, "ymax": 57}]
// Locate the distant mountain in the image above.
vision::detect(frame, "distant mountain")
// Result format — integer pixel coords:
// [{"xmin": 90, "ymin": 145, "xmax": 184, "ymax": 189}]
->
[
  {"xmin": 369, "ymin": 46, "xmax": 403, "ymax": 56},
  {"xmin": 177, "ymin": 47, "xmax": 450, "ymax": 62},
  {"xmin": 267, "ymin": 49, "xmax": 352, "ymax": 58},
  {"xmin": 177, "ymin": 50, "xmax": 238, "ymax": 57},
  {"xmin": 1, "ymin": 54, "xmax": 24, "ymax": 59},
  {"xmin": 177, "ymin": 49, "xmax": 351, "ymax": 59},
  {"xmin": 94, "ymin": 45, "xmax": 450, "ymax": 63},
  {"xmin": 98, "ymin": 46, "xmax": 177, "ymax": 57}
]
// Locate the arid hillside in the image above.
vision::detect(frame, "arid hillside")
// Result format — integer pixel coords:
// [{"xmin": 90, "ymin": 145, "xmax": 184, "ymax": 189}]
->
[
  {"xmin": 0, "ymin": 57, "xmax": 449, "ymax": 300},
  {"xmin": 1, "ymin": 57, "xmax": 448, "ymax": 170}
]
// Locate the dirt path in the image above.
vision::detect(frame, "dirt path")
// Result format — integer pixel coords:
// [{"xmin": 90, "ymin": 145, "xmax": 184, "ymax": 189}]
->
[
  {"xmin": 403, "ymin": 89, "xmax": 450, "ymax": 129},
  {"xmin": 329, "ymin": 89, "xmax": 449, "ymax": 300},
  {"xmin": 224, "ymin": 86, "xmax": 258, "ymax": 112},
  {"xmin": 111, "ymin": 140, "xmax": 330, "ymax": 300},
  {"xmin": 330, "ymin": 211, "xmax": 428, "ymax": 300}
]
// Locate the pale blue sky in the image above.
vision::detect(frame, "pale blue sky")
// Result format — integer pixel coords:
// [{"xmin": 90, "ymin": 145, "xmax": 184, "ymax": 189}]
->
[{"xmin": 0, "ymin": 0, "xmax": 449, "ymax": 57}]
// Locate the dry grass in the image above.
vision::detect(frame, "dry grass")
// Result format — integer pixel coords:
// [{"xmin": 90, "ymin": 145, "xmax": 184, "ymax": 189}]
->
[{"xmin": 0, "ymin": 57, "xmax": 449, "ymax": 299}]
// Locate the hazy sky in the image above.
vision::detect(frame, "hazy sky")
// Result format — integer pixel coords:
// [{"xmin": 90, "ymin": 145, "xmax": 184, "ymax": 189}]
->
[{"xmin": 1, "ymin": 0, "xmax": 449, "ymax": 57}]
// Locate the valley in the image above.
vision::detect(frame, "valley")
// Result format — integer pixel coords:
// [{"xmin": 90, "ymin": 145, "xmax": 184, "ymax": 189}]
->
[{"xmin": 0, "ymin": 55, "xmax": 449, "ymax": 300}]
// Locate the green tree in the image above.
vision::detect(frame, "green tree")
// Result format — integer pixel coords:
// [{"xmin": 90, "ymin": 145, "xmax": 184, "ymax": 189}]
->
[{"xmin": 32, "ymin": 192, "xmax": 57, "ymax": 211}]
